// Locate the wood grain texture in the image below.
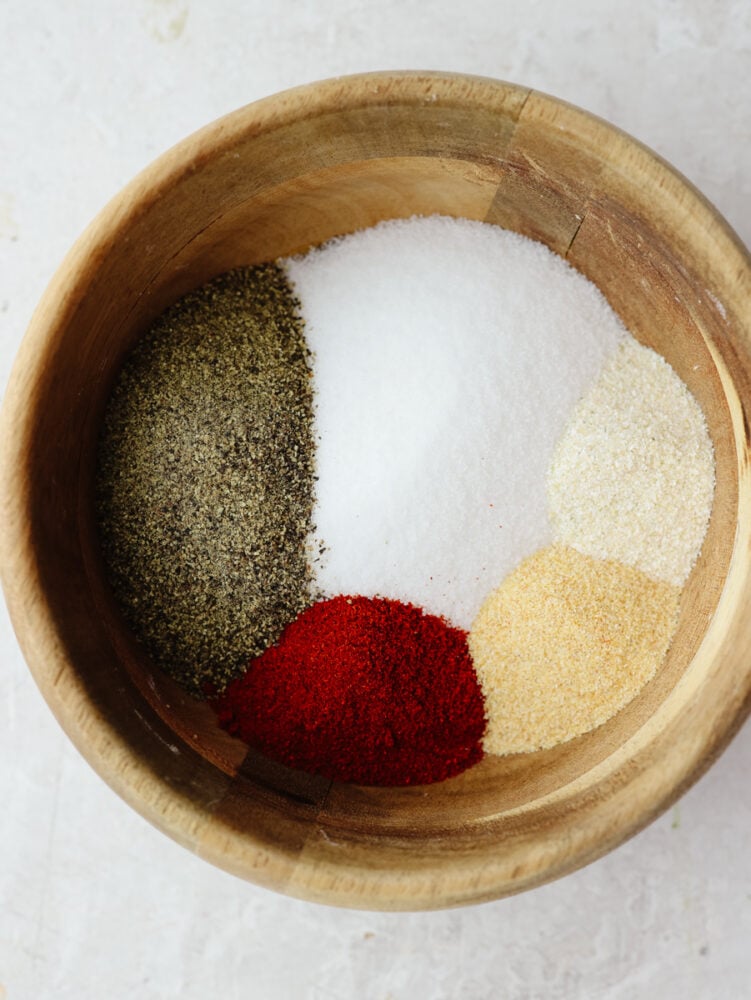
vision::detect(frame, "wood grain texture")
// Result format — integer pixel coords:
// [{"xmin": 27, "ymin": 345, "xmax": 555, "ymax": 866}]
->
[{"xmin": 2, "ymin": 71, "xmax": 750, "ymax": 910}]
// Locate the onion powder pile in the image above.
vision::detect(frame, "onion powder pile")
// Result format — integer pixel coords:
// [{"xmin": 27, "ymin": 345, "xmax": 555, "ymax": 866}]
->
[{"xmin": 548, "ymin": 338, "xmax": 715, "ymax": 586}]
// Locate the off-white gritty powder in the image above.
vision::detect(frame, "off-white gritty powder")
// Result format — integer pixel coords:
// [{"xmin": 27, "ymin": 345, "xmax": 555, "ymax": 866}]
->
[
  {"xmin": 547, "ymin": 338, "xmax": 715, "ymax": 586},
  {"xmin": 283, "ymin": 216, "xmax": 627, "ymax": 627}
]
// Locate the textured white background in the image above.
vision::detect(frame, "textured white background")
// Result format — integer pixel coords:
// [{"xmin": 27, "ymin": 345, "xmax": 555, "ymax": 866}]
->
[{"xmin": 1, "ymin": 2, "xmax": 750, "ymax": 998}]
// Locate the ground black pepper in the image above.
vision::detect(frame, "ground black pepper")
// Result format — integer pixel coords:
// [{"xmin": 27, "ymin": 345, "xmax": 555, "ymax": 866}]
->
[{"xmin": 96, "ymin": 264, "xmax": 318, "ymax": 694}]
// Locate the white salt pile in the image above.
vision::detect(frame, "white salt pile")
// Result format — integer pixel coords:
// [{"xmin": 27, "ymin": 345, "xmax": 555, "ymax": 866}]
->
[
  {"xmin": 547, "ymin": 338, "xmax": 715, "ymax": 586},
  {"xmin": 283, "ymin": 215, "xmax": 627, "ymax": 627}
]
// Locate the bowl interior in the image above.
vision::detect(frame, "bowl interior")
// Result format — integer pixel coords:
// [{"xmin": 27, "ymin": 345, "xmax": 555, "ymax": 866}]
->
[{"xmin": 9, "ymin": 74, "xmax": 751, "ymax": 909}]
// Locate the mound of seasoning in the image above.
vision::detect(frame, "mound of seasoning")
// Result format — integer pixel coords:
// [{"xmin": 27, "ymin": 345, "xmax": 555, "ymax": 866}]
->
[
  {"xmin": 547, "ymin": 338, "xmax": 715, "ymax": 586},
  {"xmin": 96, "ymin": 265, "xmax": 317, "ymax": 694},
  {"xmin": 469, "ymin": 545, "xmax": 681, "ymax": 755},
  {"xmin": 211, "ymin": 595, "xmax": 486, "ymax": 786},
  {"xmin": 283, "ymin": 215, "xmax": 626, "ymax": 628}
]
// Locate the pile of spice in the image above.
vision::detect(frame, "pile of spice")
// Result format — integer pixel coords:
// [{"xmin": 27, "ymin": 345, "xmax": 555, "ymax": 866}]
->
[
  {"xmin": 469, "ymin": 545, "xmax": 681, "ymax": 755},
  {"xmin": 547, "ymin": 338, "xmax": 715, "ymax": 586},
  {"xmin": 96, "ymin": 215, "xmax": 716, "ymax": 786},
  {"xmin": 212, "ymin": 595, "xmax": 486, "ymax": 785},
  {"xmin": 96, "ymin": 265, "xmax": 318, "ymax": 693},
  {"xmin": 283, "ymin": 215, "xmax": 626, "ymax": 627}
]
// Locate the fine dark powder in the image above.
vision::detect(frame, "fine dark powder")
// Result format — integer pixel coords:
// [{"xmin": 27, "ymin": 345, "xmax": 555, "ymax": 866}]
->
[{"xmin": 95, "ymin": 265, "xmax": 317, "ymax": 694}]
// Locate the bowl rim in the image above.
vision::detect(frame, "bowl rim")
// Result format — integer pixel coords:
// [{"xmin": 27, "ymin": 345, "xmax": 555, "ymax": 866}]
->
[{"xmin": 3, "ymin": 70, "xmax": 751, "ymax": 910}]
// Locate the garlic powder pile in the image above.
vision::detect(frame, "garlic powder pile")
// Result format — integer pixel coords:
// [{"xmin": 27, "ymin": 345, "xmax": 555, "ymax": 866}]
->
[{"xmin": 469, "ymin": 545, "xmax": 681, "ymax": 755}]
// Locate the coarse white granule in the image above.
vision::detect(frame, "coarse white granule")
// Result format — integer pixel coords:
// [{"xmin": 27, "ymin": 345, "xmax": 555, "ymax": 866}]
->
[
  {"xmin": 547, "ymin": 338, "xmax": 715, "ymax": 586},
  {"xmin": 469, "ymin": 544, "xmax": 681, "ymax": 755},
  {"xmin": 282, "ymin": 216, "xmax": 626, "ymax": 627}
]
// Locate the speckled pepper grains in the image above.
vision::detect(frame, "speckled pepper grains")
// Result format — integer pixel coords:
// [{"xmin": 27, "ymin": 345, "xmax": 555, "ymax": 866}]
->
[{"xmin": 95, "ymin": 264, "xmax": 318, "ymax": 694}]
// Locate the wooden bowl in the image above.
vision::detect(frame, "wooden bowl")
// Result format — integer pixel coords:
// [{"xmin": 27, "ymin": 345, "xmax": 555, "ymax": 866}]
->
[{"xmin": 3, "ymin": 72, "xmax": 751, "ymax": 911}]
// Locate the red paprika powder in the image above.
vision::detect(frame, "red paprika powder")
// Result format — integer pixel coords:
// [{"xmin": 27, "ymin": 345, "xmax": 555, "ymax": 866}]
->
[{"xmin": 212, "ymin": 595, "xmax": 486, "ymax": 786}]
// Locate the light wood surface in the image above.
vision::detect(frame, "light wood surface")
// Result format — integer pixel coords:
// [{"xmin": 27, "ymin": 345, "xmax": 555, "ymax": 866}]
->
[{"xmin": 2, "ymin": 71, "xmax": 750, "ymax": 910}]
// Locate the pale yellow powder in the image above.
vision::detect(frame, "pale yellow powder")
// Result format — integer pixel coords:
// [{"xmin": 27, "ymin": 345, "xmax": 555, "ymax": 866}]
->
[{"xmin": 469, "ymin": 544, "xmax": 680, "ymax": 755}]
